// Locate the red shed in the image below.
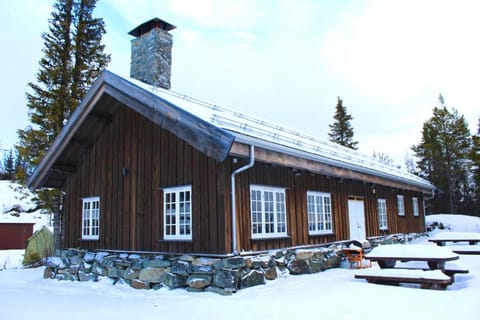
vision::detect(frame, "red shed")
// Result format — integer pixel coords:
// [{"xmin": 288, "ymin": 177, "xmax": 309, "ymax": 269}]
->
[{"xmin": 0, "ymin": 222, "xmax": 35, "ymax": 250}]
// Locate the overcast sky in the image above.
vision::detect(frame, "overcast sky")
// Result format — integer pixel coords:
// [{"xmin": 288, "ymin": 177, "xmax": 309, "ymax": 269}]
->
[{"xmin": 0, "ymin": 0, "xmax": 479, "ymax": 166}]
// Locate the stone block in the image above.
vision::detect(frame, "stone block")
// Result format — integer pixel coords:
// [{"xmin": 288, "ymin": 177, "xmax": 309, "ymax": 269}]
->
[
  {"xmin": 43, "ymin": 267, "xmax": 56, "ymax": 279},
  {"xmin": 83, "ymin": 252, "xmax": 95, "ymax": 263},
  {"xmin": 69, "ymin": 255, "xmax": 83, "ymax": 265},
  {"xmin": 239, "ymin": 270, "xmax": 265, "ymax": 289},
  {"xmin": 308, "ymin": 260, "xmax": 326, "ymax": 274},
  {"xmin": 121, "ymin": 267, "xmax": 139, "ymax": 280},
  {"xmin": 287, "ymin": 259, "xmax": 309, "ymax": 275},
  {"xmin": 162, "ymin": 272, "xmax": 187, "ymax": 289},
  {"xmin": 295, "ymin": 250, "xmax": 314, "ymax": 260},
  {"xmin": 92, "ymin": 262, "xmax": 107, "ymax": 276},
  {"xmin": 131, "ymin": 279, "xmax": 150, "ymax": 290},
  {"xmin": 107, "ymin": 266, "xmax": 119, "ymax": 278},
  {"xmin": 264, "ymin": 266, "xmax": 277, "ymax": 280},
  {"xmin": 188, "ymin": 261, "xmax": 215, "ymax": 275},
  {"xmin": 139, "ymin": 267, "xmax": 166, "ymax": 283},
  {"xmin": 214, "ymin": 270, "xmax": 237, "ymax": 289},
  {"xmin": 143, "ymin": 258, "xmax": 171, "ymax": 268},
  {"xmin": 223, "ymin": 257, "xmax": 246, "ymax": 269},
  {"xmin": 187, "ymin": 274, "xmax": 212, "ymax": 289},
  {"xmin": 94, "ymin": 252, "xmax": 110, "ymax": 264},
  {"xmin": 78, "ymin": 270, "xmax": 96, "ymax": 282},
  {"xmin": 171, "ymin": 260, "xmax": 189, "ymax": 276}
]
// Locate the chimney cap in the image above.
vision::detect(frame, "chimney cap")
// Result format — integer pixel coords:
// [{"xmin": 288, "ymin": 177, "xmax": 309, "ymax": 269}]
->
[{"xmin": 128, "ymin": 18, "xmax": 176, "ymax": 37}]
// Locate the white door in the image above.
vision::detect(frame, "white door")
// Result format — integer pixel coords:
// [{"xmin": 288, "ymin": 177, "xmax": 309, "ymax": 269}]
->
[{"xmin": 348, "ymin": 199, "xmax": 366, "ymax": 240}]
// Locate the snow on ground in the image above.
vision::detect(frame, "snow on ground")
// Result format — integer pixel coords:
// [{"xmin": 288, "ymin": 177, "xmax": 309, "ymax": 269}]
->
[
  {"xmin": 0, "ymin": 180, "xmax": 51, "ymax": 268},
  {"xmin": 0, "ymin": 180, "xmax": 51, "ymax": 231},
  {"xmin": 0, "ymin": 249, "xmax": 24, "ymax": 269},
  {"xmin": 426, "ymin": 214, "xmax": 480, "ymax": 232},
  {"xmin": 1, "ymin": 214, "xmax": 479, "ymax": 320}
]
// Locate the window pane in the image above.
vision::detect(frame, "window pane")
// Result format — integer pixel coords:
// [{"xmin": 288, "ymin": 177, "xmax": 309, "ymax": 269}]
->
[
  {"xmin": 163, "ymin": 187, "xmax": 192, "ymax": 239},
  {"xmin": 250, "ymin": 187, "xmax": 286, "ymax": 237}
]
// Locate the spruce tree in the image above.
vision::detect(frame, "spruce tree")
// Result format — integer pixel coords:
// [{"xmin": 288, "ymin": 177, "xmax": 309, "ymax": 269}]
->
[
  {"xmin": 328, "ymin": 97, "xmax": 358, "ymax": 150},
  {"xmin": 17, "ymin": 0, "xmax": 110, "ymax": 179},
  {"xmin": 3, "ymin": 149, "xmax": 16, "ymax": 180},
  {"xmin": 412, "ymin": 95, "xmax": 473, "ymax": 214},
  {"xmin": 16, "ymin": 0, "xmax": 110, "ymax": 248},
  {"xmin": 471, "ymin": 118, "xmax": 480, "ymax": 215}
]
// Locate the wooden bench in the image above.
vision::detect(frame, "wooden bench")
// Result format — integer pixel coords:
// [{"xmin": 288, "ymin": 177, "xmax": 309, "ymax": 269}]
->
[
  {"xmin": 447, "ymin": 245, "xmax": 480, "ymax": 255},
  {"xmin": 355, "ymin": 269, "xmax": 453, "ymax": 290},
  {"xmin": 396, "ymin": 260, "xmax": 469, "ymax": 281}
]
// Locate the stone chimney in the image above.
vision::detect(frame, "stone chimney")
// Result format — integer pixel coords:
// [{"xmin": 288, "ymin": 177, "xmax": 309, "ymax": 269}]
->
[{"xmin": 129, "ymin": 18, "xmax": 176, "ymax": 89}]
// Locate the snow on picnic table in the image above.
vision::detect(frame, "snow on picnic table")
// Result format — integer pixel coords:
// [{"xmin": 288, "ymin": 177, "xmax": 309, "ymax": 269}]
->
[
  {"xmin": 429, "ymin": 231, "xmax": 480, "ymax": 241},
  {"xmin": 355, "ymin": 267, "xmax": 452, "ymax": 281},
  {"xmin": 366, "ymin": 244, "xmax": 459, "ymax": 260}
]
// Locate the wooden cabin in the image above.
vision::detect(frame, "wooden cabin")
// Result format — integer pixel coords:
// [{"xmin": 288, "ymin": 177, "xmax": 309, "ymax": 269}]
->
[{"xmin": 27, "ymin": 18, "xmax": 435, "ymax": 255}]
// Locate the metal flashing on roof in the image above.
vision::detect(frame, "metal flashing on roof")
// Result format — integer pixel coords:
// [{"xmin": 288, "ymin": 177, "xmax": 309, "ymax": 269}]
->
[{"xmin": 133, "ymin": 79, "xmax": 435, "ymax": 193}]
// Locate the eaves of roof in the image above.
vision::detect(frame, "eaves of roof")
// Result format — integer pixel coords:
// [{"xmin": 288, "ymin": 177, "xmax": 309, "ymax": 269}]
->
[{"xmin": 27, "ymin": 70, "xmax": 235, "ymax": 190}]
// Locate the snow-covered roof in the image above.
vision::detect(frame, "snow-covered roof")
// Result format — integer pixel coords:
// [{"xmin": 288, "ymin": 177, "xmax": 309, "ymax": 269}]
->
[{"xmin": 126, "ymin": 76, "xmax": 434, "ymax": 192}]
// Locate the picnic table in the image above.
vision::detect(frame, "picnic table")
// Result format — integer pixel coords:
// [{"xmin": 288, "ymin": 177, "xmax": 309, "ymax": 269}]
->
[
  {"xmin": 428, "ymin": 231, "xmax": 480, "ymax": 246},
  {"xmin": 365, "ymin": 244, "xmax": 459, "ymax": 269},
  {"xmin": 355, "ymin": 244, "xmax": 464, "ymax": 290}
]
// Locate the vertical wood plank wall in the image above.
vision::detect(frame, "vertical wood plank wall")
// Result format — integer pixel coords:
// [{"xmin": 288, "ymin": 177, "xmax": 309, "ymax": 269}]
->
[
  {"xmin": 62, "ymin": 103, "xmax": 426, "ymax": 254},
  {"xmin": 233, "ymin": 163, "xmax": 426, "ymax": 252},
  {"xmin": 63, "ymin": 104, "xmax": 229, "ymax": 253}
]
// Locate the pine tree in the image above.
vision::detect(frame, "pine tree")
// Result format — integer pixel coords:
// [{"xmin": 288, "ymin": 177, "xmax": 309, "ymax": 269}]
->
[
  {"xmin": 471, "ymin": 118, "xmax": 480, "ymax": 215},
  {"xmin": 412, "ymin": 95, "xmax": 473, "ymax": 214},
  {"xmin": 16, "ymin": 0, "xmax": 110, "ymax": 248},
  {"xmin": 3, "ymin": 149, "xmax": 16, "ymax": 180},
  {"xmin": 328, "ymin": 97, "xmax": 358, "ymax": 150},
  {"xmin": 17, "ymin": 0, "xmax": 110, "ymax": 180}
]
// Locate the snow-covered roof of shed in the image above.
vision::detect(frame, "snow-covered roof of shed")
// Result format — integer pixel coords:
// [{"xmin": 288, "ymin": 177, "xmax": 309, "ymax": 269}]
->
[{"xmin": 126, "ymin": 76, "xmax": 434, "ymax": 191}]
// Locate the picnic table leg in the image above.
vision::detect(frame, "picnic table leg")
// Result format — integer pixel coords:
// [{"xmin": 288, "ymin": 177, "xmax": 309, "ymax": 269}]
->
[
  {"xmin": 427, "ymin": 261, "xmax": 445, "ymax": 270},
  {"xmin": 377, "ymin": 259, "xmax": 396, "ymax": 268}
]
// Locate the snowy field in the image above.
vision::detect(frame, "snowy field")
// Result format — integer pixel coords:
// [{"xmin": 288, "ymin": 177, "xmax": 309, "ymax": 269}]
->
[
  {"xmin": 0, "ymin": 241, "xmax": 478, "ymax": 320},
  {"xmin": 0, "ymin": 215, "xmax": 479, "ymax": 320},
  {"xmin": 1, "ymin": 183, "xmax": 479, "ymax": 320}
]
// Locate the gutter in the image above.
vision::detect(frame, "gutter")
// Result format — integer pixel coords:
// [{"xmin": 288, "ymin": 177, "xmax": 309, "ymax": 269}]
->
[{"xmin": 231, "ymin": 145, "xmax": 255, "ymax": 255}]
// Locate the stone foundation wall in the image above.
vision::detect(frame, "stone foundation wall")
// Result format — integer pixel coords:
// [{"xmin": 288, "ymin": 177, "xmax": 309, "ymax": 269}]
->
[
  {"xmin": 44, "ymin": 246, "xmax": 342, "ymax": 295},
  {"xmin": 43, "ymin": 234, "xmax": 426, "ymax": 294}
]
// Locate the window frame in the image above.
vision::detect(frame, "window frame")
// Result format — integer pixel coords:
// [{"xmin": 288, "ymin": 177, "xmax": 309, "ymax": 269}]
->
[
  {"xmin": 163, "ymin": 185, "xmax": 192, "ymax": 241},
  {"xmin": 250, "ymin": 185, "xmax": 288, "ymax": 239},
  {"xmin": 397, "ymin": 195, "xmax": 405, "ymax": 216},
  {"xmin": 377, "ymin": 198, "xmax": 388, "ymax": 230},
  {"xmin": 306, "ymin": 191, "xmax": 333, "ymax": 235},
  {"xmin": 82, "ymin": 196, "xmax": 100, "ymax": 240},
  {"xmin": 412, "ymin": 197, "xmax": 419, "ymax": 217}
]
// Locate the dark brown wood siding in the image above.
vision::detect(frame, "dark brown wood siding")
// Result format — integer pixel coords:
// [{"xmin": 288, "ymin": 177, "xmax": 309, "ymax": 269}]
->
[
  {"xmin": 62, "ymin": 102, "xmax": 426, "ymax": 254},
  {"xmin": 232, "ymin": 162, "xmax": 426, "ymax": 252},
  {"xmin": 63, "ymin": 104, "xmax": 229, "ymax": 254}
]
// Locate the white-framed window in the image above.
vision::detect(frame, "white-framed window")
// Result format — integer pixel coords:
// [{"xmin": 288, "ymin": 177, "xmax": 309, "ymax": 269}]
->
[
  {"xmin": 250, "ymin": 185, "xmax": 287, "ymax": 239},
  {"xmin": 377, "ymin": 198, "xmax": 388, "ymax": 230},
  {"xmin": 307, "ymin": 191, "xmax": 333, "ymax": 234},
  {"xmin": 412, "ymin": 197, "xmax": 419, "ymax": 216},
  {"xmin": 82, "ymin": 196, "xmax": 100, "ymax": 240},
  {"xmin": 397, "ymin": 195, "xmax": 405, "ymax": 216},
  {"xmin": 163, "ymin": 185, "xmax": 192, "ymax": 240}
]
